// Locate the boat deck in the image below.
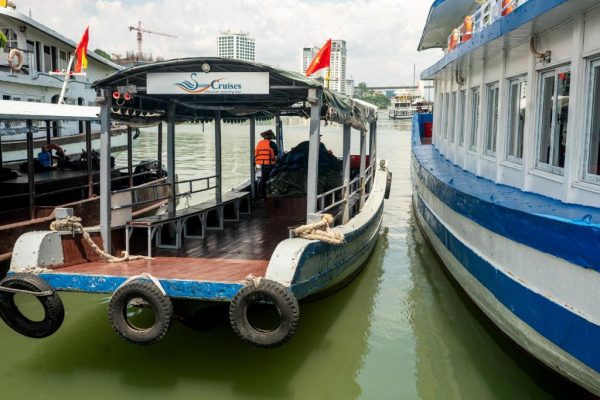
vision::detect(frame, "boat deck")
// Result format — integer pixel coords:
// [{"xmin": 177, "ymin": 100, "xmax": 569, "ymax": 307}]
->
[{"xmin": 34, "ymin": 206, "xmax": 304, "ymax": 300}]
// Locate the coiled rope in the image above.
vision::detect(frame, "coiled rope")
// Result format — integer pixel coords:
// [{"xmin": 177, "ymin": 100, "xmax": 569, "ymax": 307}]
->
[
  {"xmin": 50, "ymin": 216, "xmax": 152, "ymax": 263},
  {"xmin": 293, "ymin": 214, "xmax": 345, "ymax": 245}
]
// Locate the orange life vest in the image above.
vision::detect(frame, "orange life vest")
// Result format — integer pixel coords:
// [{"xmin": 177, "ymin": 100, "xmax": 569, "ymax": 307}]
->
[
  {"xmin": 501, "ymin": 0, "xmax": 513, "ymax": 16},
  {"xmin": 255, "ymin": 139, "xmax": 275, "ymax": 165},
  {"xmin": 462, "ymin": 16, "xmax": 473, "ymax": 42}
]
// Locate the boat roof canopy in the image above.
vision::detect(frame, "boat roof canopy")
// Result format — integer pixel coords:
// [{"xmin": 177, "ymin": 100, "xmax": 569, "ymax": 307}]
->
[
  {"xmin": 93, "ymin": 57, "xmax": 378, "ymax": 132},
  {"xmin": 418, "ymin": 0, "xmax": 478, "ymax": 51},
  {"xmin": 0, "ymin": 100, "xmax": 100, "ymax": 121}
]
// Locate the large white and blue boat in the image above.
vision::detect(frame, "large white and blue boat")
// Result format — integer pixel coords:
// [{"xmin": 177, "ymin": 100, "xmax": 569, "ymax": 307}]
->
[{"xmin": 413, "ymin": 0, "xmax": 600, "ymax": 395}]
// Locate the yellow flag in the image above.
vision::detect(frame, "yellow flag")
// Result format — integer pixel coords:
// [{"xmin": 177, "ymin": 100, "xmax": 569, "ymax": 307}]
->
[{"xmin": 0, "ymin": 0, "xmax": 7, "ymax": 8}]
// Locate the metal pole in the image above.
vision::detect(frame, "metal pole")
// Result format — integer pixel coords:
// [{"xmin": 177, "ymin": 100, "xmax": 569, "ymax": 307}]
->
[
  {"xmin": 157, "ymin": 122, "xmax": 163, "ymax": 178},
  {"xmin": 166, "ymin": 103, "xmax": 176, "ymax": 213},
  {"xmin": 85, "ymin": 121, "xmax": 93, "ymax": 198},
  {"xmin": 26, "ymin": 120, "xmax": 35, "ymax": 220},
  {"xmin": 214, "ymin": 110, "xmax": 222, "ymax": 204},
  {"xmin": 306, "ymin": 88, "xmax": 322, "ymax": 222},
  {"xmin": 99, "ymin": 91, "xmax": 112, "ymax": 253},
  {"xmin": 0, "ymin": 133, "xmax": 3, "ymax": 168},
  {"xmin": 45, "ymin": 120, "xmax": 51, "ymax": 144},
  {"xmin": 359, "ymin": 130, "xmax": 367, "ymax": 209},
  {"xmin": 342, "ymin": 124, "xmax": 351, "ymax": 224},
  {"xmin": 127, "ymin": 126, "xmax": 133, "ymax": 188},
  {"xmin": 249, "ymin": 116, "xmax": 256, "ymax": 199},
  {"xmin": 275, "ymin": 114, "xmax": 283, "ymax": 157}
]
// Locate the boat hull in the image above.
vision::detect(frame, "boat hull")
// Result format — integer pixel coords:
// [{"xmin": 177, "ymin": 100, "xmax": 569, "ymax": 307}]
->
[
  {"xmin": 266, "ymin": 161, "xmax": 387, "ymax": 301},
  {"xmin": 411, "ymin": 117, "xmax": 600, "ymax": 395}
]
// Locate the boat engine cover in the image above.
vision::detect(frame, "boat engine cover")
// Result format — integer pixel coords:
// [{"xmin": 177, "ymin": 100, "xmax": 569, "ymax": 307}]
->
[{"xmin": 10, "ymin": 231, "xmax": 64, "ymax": 272}]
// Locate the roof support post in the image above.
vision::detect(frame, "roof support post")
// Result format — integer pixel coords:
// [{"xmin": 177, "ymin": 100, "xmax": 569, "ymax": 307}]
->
[
  {"xmin": 45, "ymin": 120, "xmax": 51, "ymax": 145},
  {"xmin": 0, "ymin": 132, "xmax": 3, "ymax": 168},
  {"xmin": 214, "ymin": 111, "xmax": 222, "ymax": 204},
  {"xmin": 157, "ymin": 122, "xmax": 163, "ymax": 178},
  {"xmin": 99, "ymin": 91, "xmax": 112, "ymax": 254},
  {"xmin": 359, "ymin": 129, "xmax": 367, "ymax": 209},
  {"xmin": 166, "ymin": 103, "xmax": 176, "ymax": 213},
  {"xmin": 342, "ymin": 124, "xmax": 351, "ymax": 224},
  {"xmin": 306, "ymin": 88, "xmax": 322, "ymax": 222},
  {"xmin": 26, "ymin": 120, "xmax": 35, "ymax": 220},
  {"xmin": 249, "ymin": 116, "xmax": 256, "ymax": 200},
  {"xmin": 85, "ymin": 121, "xmax": 93, "ymax": 198},
  {"xmin": 275, "ymin": 114, "xmax": 283, "ymax": 157},
  {"xmin": 127, "ymin": 126, "xmax": 133, "ymax": 188}
]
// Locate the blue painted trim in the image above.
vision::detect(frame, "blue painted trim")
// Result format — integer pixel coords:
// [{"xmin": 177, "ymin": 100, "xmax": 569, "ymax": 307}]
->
[
  {"xmin": 410, "ymin": 115, "xmax": 600, "ymax": 272},
  {"xmin": 421, "ymin": 0, "xmax": 567, "ymax": 79},
  {"xmin": 31, "ymin": 273, "xmax": 242, "ymax": 301},
  {"xmin": 414, "ymin": 193, "xmax": 600, "ymax": 374},
  {"xmin": 290, "ymin": 203, "xmax": 383, "ymax": 299}
]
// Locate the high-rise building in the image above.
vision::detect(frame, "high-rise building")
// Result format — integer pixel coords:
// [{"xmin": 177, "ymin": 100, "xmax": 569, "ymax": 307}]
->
[
  {"xmin": 302, "ymin": 40, "xmax": 347, "ymax": 93},
  {"xmin": 345, "ymin": 78, "xmax": 355, "ymax": 97},
  {"xmin": 329, "ymin": 40, "xmax": 347, "ymax": 94},
  {"xmin": 217, "ymin": 31, "xmax": 255, "ymax": 62}
]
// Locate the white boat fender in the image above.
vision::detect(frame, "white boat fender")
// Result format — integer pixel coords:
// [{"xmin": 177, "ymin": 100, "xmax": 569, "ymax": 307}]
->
[
  {"xmin": 0, "ymin": 273, "xmax": 64, "ymax": 338},
  {"xmin": 229, "ymin": 278, "xmax": 299, "ymax": 348},
  {"xmin": 8, "ymin": 48, "xmax": 24, "ymax": 72},
  {"xmin": 108, "ymin": 276, "xmax": 173, "ymax": 345}
]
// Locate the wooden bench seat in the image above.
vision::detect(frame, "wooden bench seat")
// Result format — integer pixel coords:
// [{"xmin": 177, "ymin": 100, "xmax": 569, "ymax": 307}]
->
[{"xmin": 125, "ymin": 191, "xmax": 250, "ymax": 256}]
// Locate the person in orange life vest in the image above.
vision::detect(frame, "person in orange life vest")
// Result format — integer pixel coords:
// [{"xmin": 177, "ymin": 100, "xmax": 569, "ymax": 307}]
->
[{"xmin": 255, "ymin": 129, "xmax": 279, "ymax": 200}]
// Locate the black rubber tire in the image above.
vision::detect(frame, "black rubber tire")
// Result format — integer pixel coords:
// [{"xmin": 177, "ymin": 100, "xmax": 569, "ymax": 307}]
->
[
  {"xmin": 0, "ymin": 273, "xmax": 64, "ymax": 338},
  {"xmin": 108, "ymin": 280, "xmax": 173, "ymax": 345},
  {"xmin": 229, "ymin": 279, "xmax": 299, "ymax": 348},
  {"xmin": 384, "ymin": 171, "xmax": 392, "ymax": 199}
]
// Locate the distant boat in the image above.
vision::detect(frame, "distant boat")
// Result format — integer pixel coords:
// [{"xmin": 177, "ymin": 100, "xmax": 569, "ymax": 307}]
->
[
  {"xmin": 388, "ymin": 89, "xmax": 431, "ymax": 119},
  {"xmin": 413, "ymin": 0, "xmax": 600, "ymax": 396}
]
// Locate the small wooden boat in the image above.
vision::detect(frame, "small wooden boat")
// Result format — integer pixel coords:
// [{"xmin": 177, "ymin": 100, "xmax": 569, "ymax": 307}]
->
[{"xmin": 0, "ymin": 58, "xmax": 390, "ymax": 348}]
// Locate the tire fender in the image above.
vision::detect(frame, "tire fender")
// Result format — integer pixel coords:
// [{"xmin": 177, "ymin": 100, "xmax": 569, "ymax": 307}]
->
[
  {"xmin": 0, "ymin": 273, "xmax": 64, "ymax": 338},
  {"xmin": 108, "ymin": 280, "xmax": 173, "ymax": 345},
  {"xmin": 229, "ymin": 279, "xmax": 299, "ymax": 348}
]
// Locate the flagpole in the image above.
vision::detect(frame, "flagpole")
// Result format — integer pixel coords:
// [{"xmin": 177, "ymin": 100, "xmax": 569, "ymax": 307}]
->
[
  {"xmin": 325, "ymin": 67, "xmax": 331, "ymax": 89},
  {"xmin": 58, "ymin": 55, "xmax": 75, "ymax": 104}
]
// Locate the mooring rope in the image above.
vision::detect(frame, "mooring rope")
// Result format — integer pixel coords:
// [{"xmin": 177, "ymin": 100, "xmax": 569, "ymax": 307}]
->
[
  {"xmin": 293, "ymin": 213, "xmax": 345, "ymax": 245},
  {"xmin": 50, "ymin": 216, "xmax": 152, "ymax": 263},
  {"xmin": 0, "ymin": 286, "xmax": 53, "ymax": 297}
]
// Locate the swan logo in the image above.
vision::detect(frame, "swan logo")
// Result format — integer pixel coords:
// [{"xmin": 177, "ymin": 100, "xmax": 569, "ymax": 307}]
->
[{"xmin": 174, "ymin": 73, "xmax": 243, "ymax": 94}]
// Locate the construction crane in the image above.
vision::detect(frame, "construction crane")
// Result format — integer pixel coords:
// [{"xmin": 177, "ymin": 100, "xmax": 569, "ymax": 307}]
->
[{"xmin": 128, "ymin": 21, "xmax": 177, "ymax": 57}]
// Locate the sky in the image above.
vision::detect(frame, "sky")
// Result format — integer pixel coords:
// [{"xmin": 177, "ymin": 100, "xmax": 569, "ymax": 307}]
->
[{"xmin": 13, "ymin": 0, "xmax": 443, "ymax": 86}]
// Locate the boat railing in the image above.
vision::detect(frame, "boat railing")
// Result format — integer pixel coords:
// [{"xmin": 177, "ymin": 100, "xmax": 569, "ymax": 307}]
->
[
  {"xmin": 110, "ymin": 174, "xmax": 217, "ymax": 211},
  {"xmin": 447, "ymin": 0, "xmax": 530, "ymax": 53},
  {"xmin": 315, "ymin": 163, "xmax": 374, "ymax": 216}
]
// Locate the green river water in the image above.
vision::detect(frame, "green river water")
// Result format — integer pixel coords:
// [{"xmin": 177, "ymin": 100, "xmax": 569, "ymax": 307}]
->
[{"xmin": 0, "ymin": 117, "xmax": 577, "ymax": 399}]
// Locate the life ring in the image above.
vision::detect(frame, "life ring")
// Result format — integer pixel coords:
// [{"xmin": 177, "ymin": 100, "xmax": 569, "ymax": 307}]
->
[
  {"xmin": 385, "ymin": 171, "xmax": 392, "ymax": 199},
  {"xmin": 0, "ymin": 273, "xmax": 64, "ymax": 338},
  {"xmin": 8, "ymin": 48, "xmax": 24, "ymax": 72},
  {"xmin": 229, "ymin": 279, "xmax": 299, "ymax": 348},
  {"xmin": 108, "ymin": 280, "xmax": 173, "ymax": 345}
]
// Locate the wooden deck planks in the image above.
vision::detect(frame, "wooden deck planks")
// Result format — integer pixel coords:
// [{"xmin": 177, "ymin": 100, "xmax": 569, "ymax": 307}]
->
[{"xmin": 52, "ymin": 257, "xmax": 268, "ymax": 282}]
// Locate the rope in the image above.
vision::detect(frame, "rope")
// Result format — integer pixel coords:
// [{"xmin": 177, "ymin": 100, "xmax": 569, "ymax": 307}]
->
[
  {"xmin": 0, "ymin": 286, "xmax": 53, "ymax": 297},
  {"xmin": 113, "ymin": 272, "xmax": 166, "ymax": 297},
  {"xmin": 50, "ymin": 216, "xmax": 152, "ymax": 263},
  {"xmin": 293, "ymin": 213, "xmax": 345, "ymax": 245}
]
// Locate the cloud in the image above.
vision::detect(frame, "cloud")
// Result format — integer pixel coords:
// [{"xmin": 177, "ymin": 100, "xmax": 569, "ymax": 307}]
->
[{"xmin": 14, "ymin": 0, "xmax": 443, "ymax": 85}]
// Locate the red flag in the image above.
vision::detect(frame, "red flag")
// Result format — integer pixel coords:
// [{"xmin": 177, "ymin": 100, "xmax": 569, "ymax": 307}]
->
[
  {"xmin": 74, "ymin": 27, "xmax": 89, "ymax": 73},
  {"xmin": 305, "ymin": 39, "xmax": 332, "ymax": 77}
]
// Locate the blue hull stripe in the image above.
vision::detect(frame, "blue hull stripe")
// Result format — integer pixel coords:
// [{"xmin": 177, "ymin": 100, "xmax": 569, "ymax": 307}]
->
[
  {"xmin": 415, "ymin": 194, "xmax": 600, "ymax": 374},
  {"xmin": 411, "ymin": 115, "xmax": 600, "ymax": 273},
  {"xmin": 35, "ymin": 273, "xmax": 242, "ymax": 301}
]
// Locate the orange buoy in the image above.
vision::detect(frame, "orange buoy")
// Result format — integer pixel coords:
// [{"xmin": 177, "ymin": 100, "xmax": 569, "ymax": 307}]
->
[
  {"xmin": 501, "ymin": 0, "xmax": 514, "ymax": 16},
  {"xmin": 448, "ymin": 29, "xmax": 460, "ymax": 51},
  {"xmin": 462, "ymin": 16, "xmax": 473, "ymax": 42}
]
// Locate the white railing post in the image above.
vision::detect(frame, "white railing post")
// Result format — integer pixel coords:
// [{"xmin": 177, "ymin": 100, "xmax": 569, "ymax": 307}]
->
[
  {"xmin": 99, "ymin": 90, "xmax": 112, "ymax": 253},
  {"xmin": 214, "ymin": 110, "xmax": 223, "ymax": 204},
  {"xmin": 359, "ymin": 129, "xmax": 367, "ymax": 209},
  {"xmin": 166, "ymin": 103, "xmax": 177, "ymax": 213},
  {"xmin": 342, "ymin": 124, "xmax": 351, "ymax": 223}
]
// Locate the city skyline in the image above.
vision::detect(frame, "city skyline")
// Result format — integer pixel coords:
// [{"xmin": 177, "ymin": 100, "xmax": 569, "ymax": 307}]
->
[{"xmin": 9, "ymin": 0, "xmax": 443, "ymax": 86}]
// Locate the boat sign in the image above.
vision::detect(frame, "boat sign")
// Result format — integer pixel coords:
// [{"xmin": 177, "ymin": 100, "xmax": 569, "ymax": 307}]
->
[{"xmin": 147, "ymin": 72, "xmax": 270, "ymax": 95}]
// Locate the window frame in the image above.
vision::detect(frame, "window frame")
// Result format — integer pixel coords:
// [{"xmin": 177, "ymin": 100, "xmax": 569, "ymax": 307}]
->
[
  {"xmin": 583, "ymin": 57, "xmax": 600, "ymax": 185},
  {"xmin": 457, "ymin": 89, "xmax": 467, "ymax": 147},
  {"xmin": 1, "ymin": 28, "xmax": 18, "ymax": 53},
  {"xmin": 448, "ymin": 91, "xmax": 457, "ymax": 143},
  {"xmin": 469, "ymin": 86, "xmax": 480, "ymax": 152},
  {"xmin": 506, "ymin": 75, "xmax": 528, "ymax": 164},
  {"xmin": 484, "ymin": 82, "xmax": 500, "ymax": 157},
  {"xmin": 535, "ymin": 64, "xmax": 571, "ymax": 176}
]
